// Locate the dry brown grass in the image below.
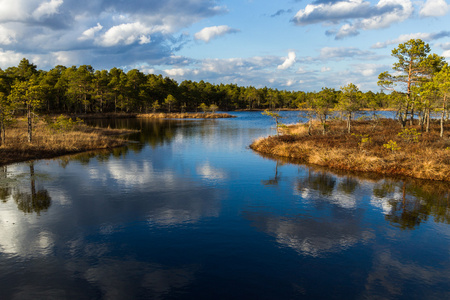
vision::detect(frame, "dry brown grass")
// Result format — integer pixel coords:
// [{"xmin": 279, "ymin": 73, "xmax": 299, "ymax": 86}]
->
[
  {"xmin": 0, "ymin": 118, "xmax": 135, "ymax": 166},
  {"xmin": 137, "ymin": 112, "xmax": 235, "ymax": 119},
  {"xmin": 251, "ymin": 118, "xmax": 450, "ymax": 181}
]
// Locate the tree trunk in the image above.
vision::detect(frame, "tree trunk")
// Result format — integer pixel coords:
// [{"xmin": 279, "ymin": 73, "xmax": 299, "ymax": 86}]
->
[
  {"xmin": 347, "ymin": 112, "xmax": 352, "ymax": 134},
  {"xmin": 441, "ymin": 95, "xmax": 447, "ymax": 138},
  {"xmin": 410, "ymin": 101, "xmax": 414, "ymax": 126},
  {"xmin": 426, "ymin": 108, "xmax": 430, "ymax": 133},
  {"xmin": 0, "ymin": 121, "xmax": 3, "ymax": 146},
  {"xmin": 27, "ymin": 105, "xmax": 32, "ymax": 143}
]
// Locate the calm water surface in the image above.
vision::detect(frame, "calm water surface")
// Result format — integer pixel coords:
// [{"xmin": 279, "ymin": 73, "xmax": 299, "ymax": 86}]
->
[{"xmin": 1, "ymin": 111, "xmax": 450, "ymax": 299}]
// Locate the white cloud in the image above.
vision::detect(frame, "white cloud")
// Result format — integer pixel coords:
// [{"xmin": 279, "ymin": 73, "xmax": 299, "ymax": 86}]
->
[
  {"xmin": 97, "ymin": 22, "xmax": 152, "ymax": 47},
  {"xmin": 294, "ymin": 0, "xmax": 414, "ymax": 39},
  {"xmin": 321, "ymin": 67, "xmax": 331, "ymax": 72},
  {"xmin": 78, "ymin": 23, "xmax": 103, "ymax": 41},
  {"xmin": 420, "ymin": 0, "xmax": 450, "ymax": 17},
  {"xmin": 194, "ymin": 25, "xmax": 239, "ymax": 42},
  {"xmin": 277, "ymin": 51, "xmax": 296, "ymax": 70},
  {"xmin": 443, "ymin": 50, "xmax": 450, "ymax": 58},
  {"xmin": 0, "ymin": 25, "xmax": 16, "ymax": 45},
  {"xmin": 371, "ymin": 31, "xmax": 450, "ymax": 48},
  {"xmin": 32, "ymin": 0, "xmax": 63, "ymax": 20},
  {"xmin": 164, "ymin": 68, "xmax": 190, "ymax": 76},
  {"xmin": 286, "ymin": 79, "xmax": 295, "ymax": 86},
  {"xmin": 0, "ymin": 48, "xmax": 24, "ymax": 68}
]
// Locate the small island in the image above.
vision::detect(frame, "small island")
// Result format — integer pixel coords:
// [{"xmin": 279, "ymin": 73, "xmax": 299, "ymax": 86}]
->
[
  {"xmin": 251, "ymin": 118, "xmax": 450, "ymax": 181},
  {"xmin": 252, "ymin": 39, "xmax": 450, "ymax": 182}
]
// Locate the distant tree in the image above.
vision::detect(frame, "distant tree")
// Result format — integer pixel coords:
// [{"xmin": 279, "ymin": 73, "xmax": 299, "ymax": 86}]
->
[
  {"xmin": 8, "ymin": 79, "xmax": 44, "ymax": 142},
  {"xmin": 433, "ymin": 64, "xmax": 450, "ymax": 137},
  {"xmin": 0, "ymin": 91, "xmax": 14, "ymax": 146},
  {"xmin": 378, "ymin": 39, "xmax": 444, "ymax": 127},
  {"xmin": 164, "ymin": 94, "xmax": 176, "ymax": 113},
  {"xmin": 337, "ymin": 83, "xmax": 362, "ymax": 134},
  {"xmin": 262, "ymin": 109, "xmax": 283, "ymax": 136},
  {"xmin": 209, "ymin": 104, "xmax": 219, "ymax": 113},
  {"xmin": 308, "ymin": 87, "xmax": 337, "ymax": 135},
  {"xmin": 198, "ymin": 102, "xmax": 208, "ymax": 113},
  {"xmin": 152, "ymin": 100, "xmax": 160, "ymax": 113}
]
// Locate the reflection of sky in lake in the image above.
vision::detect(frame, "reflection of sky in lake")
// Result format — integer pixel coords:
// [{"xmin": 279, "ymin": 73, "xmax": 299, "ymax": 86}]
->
[{"xmin": 1, "ymin": 111, "xmax": 450, "ymax": 299}]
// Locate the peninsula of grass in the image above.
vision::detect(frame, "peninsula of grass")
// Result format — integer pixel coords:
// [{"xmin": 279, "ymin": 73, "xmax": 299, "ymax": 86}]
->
[
  {"xmin": 250, "ymin": 118, "xmax": 450, "ymax": 181},
  {"xmin": 137, "ymin": 112, "xmax": 235, "ymax": 119},
  {"xmin": 0, "ymin": 117, "xmax": 136, "ymax": 166}
]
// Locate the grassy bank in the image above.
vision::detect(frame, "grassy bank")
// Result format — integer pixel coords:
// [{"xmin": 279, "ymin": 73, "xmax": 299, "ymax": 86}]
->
[
  {"xmin": 137, "ymin": 112, "xmax": 235, "ymax": 119},
  {"xmin": 0, "ymin": 118, "xmax": 136, "ymax": 166},
  {"xmin": 250, "ymin": 119, "xmax": 450, "ymax": 181}
]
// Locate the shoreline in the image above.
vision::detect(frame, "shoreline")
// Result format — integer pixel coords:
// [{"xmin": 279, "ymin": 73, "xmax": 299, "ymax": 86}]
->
[
  {"xmin": 0, "ymin": 121, "xmax": 137, "ymax": 167},
  {"xmin": 250, "ymin": 119, "xmax": 450, "ymax": 182},
  {"xmin": 0, "ymin": 112, "xmax": 233, "ymax": 167}
]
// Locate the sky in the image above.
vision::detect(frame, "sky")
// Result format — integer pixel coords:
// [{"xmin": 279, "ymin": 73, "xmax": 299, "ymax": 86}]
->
[{"xmin": 0, "ymin": 0, "xmax": 449, "ymax": 92}]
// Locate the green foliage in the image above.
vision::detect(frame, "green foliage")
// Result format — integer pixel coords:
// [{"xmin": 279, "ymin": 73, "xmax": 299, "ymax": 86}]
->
[
  {"xmin": 338, "ymin": 83, "xmax": 363, "ymax": 133},
  {"xmin": 398, "ymin": 128, "xmax": 421, "ymax": 143},
  {"xmin": 46, "ymin": 115, "xmax": 84, "ymax": 132},
  {"xmin": 209, "ymin": 104, "xmax": 219, "ymax": 113},
  {"xmin": 198, "ymin": 103, "xmax": 209, "ymax": 113},
  {"xmin": 151, "ymin": 100, "xmax": 160, "ymax": 113},
  {"xmin": 383, "ymin": 140, "xmax": 401, "ymax": 152},
  {"xmin": 352, "ymin": 133, "xmax": 372, "ymax": 149},
  {"xmin": 262, "ymin": 109, "xmax": 284, "ymax": 136}
]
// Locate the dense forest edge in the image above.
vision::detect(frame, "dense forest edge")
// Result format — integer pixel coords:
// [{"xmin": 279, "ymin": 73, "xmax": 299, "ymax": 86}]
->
[{"xmin": 252, "ymin": 39, "xmax": 450, "ymax": 181}]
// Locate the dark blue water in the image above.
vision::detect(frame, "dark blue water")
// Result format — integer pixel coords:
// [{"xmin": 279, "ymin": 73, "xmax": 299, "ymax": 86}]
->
[{"xmin": 1, "ymin": 111, "xmax": 449, "ymax": 299}]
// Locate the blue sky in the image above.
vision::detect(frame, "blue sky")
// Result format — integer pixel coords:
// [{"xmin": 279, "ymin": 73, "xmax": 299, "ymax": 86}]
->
[{"xmin": 0, "ymin": 0, "xmax": 449, "ymax": 92}]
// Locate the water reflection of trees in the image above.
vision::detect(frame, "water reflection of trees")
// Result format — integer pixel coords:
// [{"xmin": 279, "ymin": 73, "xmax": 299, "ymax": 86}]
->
[
  {"xmin": 0, "ymin": 166, "xmax": 12, "ymax": 202},
  {"xmin": 298, "ymin": 170, "xmax": 337, "ymax": 197},
  {"xmin": 0, "ymin": 163, "xmax": 51, "ymax": 214},
  {"xmin": 262, "ymin": 156, "xmax": 450, "ymax": 230},
  {"xmin": 59, "ymin": 118, "xmax": 205, "ymax": 167},
  {"xmin": 373, "ymin": 179, "xmax": 450, "ymax": 229}
]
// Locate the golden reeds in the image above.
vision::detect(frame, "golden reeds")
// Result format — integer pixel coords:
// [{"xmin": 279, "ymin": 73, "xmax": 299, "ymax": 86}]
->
[
  {"xmin": 137, "ymin": 112, "xmax": 235, "ymax": 119},
  {"xmin": 0, "ymin": 119, "xmax": 135, "ymax": 166},
  {"xmin": 251, "ymin": 119, "xmax": 450, "ymax": 181}
]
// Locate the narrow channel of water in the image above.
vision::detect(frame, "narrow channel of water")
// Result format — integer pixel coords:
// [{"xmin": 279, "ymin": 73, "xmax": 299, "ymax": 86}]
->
[{"xmin": 0, "ymin": 111, "xmax": 449, "ymax": 299}]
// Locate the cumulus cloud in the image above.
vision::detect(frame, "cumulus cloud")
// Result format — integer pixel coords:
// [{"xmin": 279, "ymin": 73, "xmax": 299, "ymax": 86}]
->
[
  {"xmin": 371, "ymin": 31, "xmax": 450, "ymax": 48},
  {"xmin": 0, "ymin": 0, "xmax": 226, "ymax": 69},
  {"xmin": 97, "ymin": 22, "xmax": 152, "ymax": 47},
  {"xmin": 0, "ymin": 25, "xmax": 17, "ymax": 45},
  {"xmin": 194, "ymin": 25, "xmax": 239, "ymax": 42},
  {"xmin": 32, "ymin": 0, "xmax": 63, "ymax": 20},
  {"xmin": 443, "ymin": 50, "xmax": 450, "ymax": 58},
  {"xmin": 420, "ymin": 0, "xmax": 450, "ymax": 17},
  {"xmin": 293, "ymin": 0, "xmax": 414, "ymax": 39},
  {"xmin": 277, "ymin": 51, "xmax": 296, "ymax": 69},
  {"xmin": 78, "ymin": 23, "xmax": 103, "ymax": 41}
]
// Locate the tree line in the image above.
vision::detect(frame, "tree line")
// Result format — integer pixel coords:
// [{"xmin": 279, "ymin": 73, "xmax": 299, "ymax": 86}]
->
[{"xmin": 0, "ymin": 38, "xmax": 449, "ymax": 144}]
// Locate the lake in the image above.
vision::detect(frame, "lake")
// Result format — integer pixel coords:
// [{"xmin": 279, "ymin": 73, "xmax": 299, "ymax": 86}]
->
[{"xmin": 1, "ymin": 111, "xmax": 449, "ymax": 299}]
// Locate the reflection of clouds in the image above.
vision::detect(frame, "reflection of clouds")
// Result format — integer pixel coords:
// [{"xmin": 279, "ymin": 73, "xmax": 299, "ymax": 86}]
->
[
  {"xmin": 370, "ymin": 196, "xmax": 393, "ymax": 214},
  {"xmin": 296, "ymin": 187, "xmax": 358, "ymax": 209},
  {"xmin": 196, "ymin": 162, "xmax": 228, "ymax": 181},
  {"xmin": 107, "ymin": 161, "xmax": 158, "ymax": 186},
  {"xmin": 245, "ymin": 212, "xmax": 373, "ymax": 257},
  {"xmin": 147, "ymin": 193, "xmax": 220, "ymax": 227},
  {"xmin": 0, "ymin": 204, "xmax": 53, "ymax": 257},
  {"xmin": 83, "ymin": 259, "xmax": 196, "ymax": 300},
  {"xmin": 362, "ymin": 249, "xmax": 450, "ymax": 298},
  {"xmin": 296, "ymin": 173, "xmax": 362, "ymax": 209}
]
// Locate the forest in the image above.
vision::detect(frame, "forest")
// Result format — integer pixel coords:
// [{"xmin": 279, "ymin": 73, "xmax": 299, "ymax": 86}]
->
[{"xmin": 0, "ymin": 39, "xmax": 449, "ymax": 138}]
